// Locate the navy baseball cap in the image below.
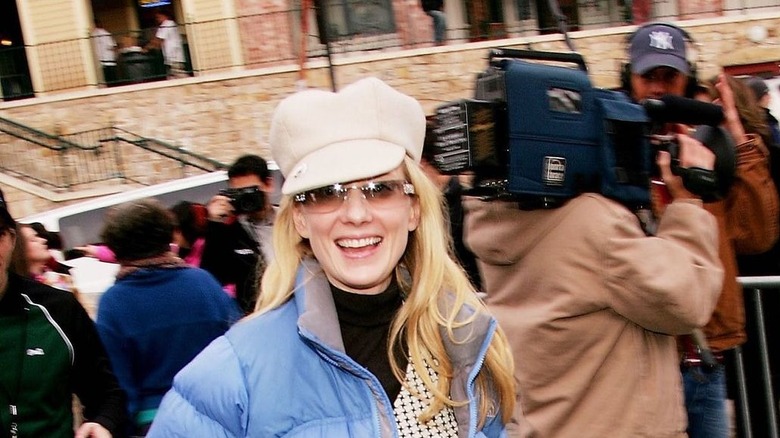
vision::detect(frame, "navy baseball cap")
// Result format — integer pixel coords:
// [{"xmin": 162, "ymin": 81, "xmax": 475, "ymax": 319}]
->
[{"xmin": 630, "ymin": 24, "xmax": 690, "ymax": 76}]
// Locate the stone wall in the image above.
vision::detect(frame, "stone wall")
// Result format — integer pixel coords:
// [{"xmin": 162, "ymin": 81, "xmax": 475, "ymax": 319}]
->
[{"xmin": 2, "ymin": 12, "xmax": 779, "ymax": 217}]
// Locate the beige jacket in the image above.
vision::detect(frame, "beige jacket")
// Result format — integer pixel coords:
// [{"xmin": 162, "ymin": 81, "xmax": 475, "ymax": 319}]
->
[{"xmin": 464, "ymin": 194, "xmax": 723, "ymax": 438}]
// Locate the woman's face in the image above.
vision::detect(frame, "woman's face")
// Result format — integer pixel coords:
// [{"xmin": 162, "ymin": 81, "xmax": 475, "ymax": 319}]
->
[
  {"xmin": 293, "ymin": 166, "xmax": 420, "ymax": 295},
  {"xmin": 21, "ymin": 227, "xmax": 50, "ymax": 264}
]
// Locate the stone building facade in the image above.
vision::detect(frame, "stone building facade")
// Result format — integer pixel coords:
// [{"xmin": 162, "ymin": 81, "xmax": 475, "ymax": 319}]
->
[{"xmin": 1, "ymin": 12, "xmax": 779, "ymax": 217}]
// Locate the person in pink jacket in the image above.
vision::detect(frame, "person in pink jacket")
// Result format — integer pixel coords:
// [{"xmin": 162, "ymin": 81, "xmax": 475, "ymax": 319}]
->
[{"xmin": 464, "ymin": 132, "xmax": 724, "ymax": 437}]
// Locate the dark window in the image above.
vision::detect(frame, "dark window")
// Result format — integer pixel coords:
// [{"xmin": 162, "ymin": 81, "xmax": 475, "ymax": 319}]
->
[{"xmin": 319, "ymin": 0, "xmax": 396, "ymax": 39}]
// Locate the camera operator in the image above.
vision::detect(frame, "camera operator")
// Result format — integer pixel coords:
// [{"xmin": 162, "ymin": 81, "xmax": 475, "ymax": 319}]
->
[
  {"xmin": 626, "ymin": 23, "xmax": 778, "ymax": 438},
  {"xmin": 201, "ymin": 154, "xmax": 276, "ymax": 314},
  {"xmin": 464, "ymin": 127, "xmax": 723, "ymax": 436}
]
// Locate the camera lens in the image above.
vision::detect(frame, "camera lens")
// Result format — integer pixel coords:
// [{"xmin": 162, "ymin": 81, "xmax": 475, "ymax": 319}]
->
[{"xmin": 234, "ymin": 190, "xmax": 265, "ymax": 213}]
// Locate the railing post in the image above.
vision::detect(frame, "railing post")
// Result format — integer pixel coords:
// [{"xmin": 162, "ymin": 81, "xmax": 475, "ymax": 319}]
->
[
  {"xmin": 752, "ymin": 287, "xmax": 779, "ymax": 438},
  {"xmin": 54, "ymin": 123, "xmax": 72, "ymax": 189},
  {"xmin": 110, "ymin": 131, "xmax": 126, "ymax": 183},
  {"xmin": 733, "ymin": 345, "xmax": 753, "ymax": 438}
]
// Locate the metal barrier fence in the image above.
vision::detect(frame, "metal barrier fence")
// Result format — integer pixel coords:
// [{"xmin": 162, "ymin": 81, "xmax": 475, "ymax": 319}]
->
[
  {"xmin": 734, "ymin": 276, "xmax": 780, "ymax": 438},
  {"xmin": 0, "ymin": 116, "xmax": 225, "ymax": 190}
]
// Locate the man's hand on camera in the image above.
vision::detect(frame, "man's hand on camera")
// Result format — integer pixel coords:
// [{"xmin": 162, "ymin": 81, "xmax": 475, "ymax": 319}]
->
[
  {"xmin": 207, "ymin": 194, "xmax": 234, "ymax": 222},
  {"xmin": 658, "ymin": 133, "xmax": 716, "ymax": 201}
]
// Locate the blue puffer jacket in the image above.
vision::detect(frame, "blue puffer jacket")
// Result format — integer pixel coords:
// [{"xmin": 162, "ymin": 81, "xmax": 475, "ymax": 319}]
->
[{"xmin": 147, "ymin": 259, "xmax": 507, "ymax": 437}]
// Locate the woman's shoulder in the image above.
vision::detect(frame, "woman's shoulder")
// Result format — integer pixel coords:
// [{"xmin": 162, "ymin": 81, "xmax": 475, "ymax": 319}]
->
[
  {"xmin": 172, "ymin": 302, "xmax": 306, "ymax": 394},
  {"xmin": 225, "ymin": 300, "xmax": 301, "ymax": 350}
]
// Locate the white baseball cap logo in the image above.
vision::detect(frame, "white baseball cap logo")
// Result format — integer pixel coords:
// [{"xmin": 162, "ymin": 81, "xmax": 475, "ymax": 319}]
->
[{"xmin": 649, "ymin": 31, "xmax": 675, "ymax": 50}]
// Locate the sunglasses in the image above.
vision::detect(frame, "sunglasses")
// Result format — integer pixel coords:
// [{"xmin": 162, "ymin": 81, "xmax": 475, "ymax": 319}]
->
[{"xmin": 294, "ymin": 180, "xmax": 415, "ymax": 214}]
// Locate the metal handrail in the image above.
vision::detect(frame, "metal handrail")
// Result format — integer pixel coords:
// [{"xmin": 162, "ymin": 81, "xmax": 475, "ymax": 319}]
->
[
  {"xmin": 110, "ymin": 127, "xmax": 225, "ymax": 172},
  {"xmin": 0, "ymin": 116, "xmax": 225, "ymax": 189},
  {"xmin": 0, "ymin": 115, "xmax": 89, "ymax": 150}
]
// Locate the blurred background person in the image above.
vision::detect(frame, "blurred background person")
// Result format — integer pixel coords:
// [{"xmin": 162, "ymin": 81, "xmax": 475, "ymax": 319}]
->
[
  {"xmin": 91, "ymin": 19, "xmax": 117, "ymax": 85},
  {"xmin": 420, "ymin": 0, "xmax": 446, "ymax": 45},
  {"xmin": 95, "ymin": 198, "xmax": 240, "ymax": 436},
  {"xmin": 76, "ymin": 200, "xmax": 208, "ymax": 268},
  {"xmin": 11, "ymin": 222, "xmax": 78, "ymax": 294},
  {"xmin": 0, "ymin": 192, "xmax": 127, "ymax": 438},
  {"xmin": 169, "ymin": 201, "xmax": 208, "ymax": 267},
  {"xmin": 683, "ymin": 73, "xmax": 780, "ymax": 438},
  {"xmin": 701, "ymin": 74, "xmax": 780, "ymax": 436},
  {"xmin": 201, "ymin": 154, "xmax": 277, "ymax": 314},
  {"xmin": 28, "ymin": 221, "xmax": 66, "ymax": 263},
  {"xmin": 145, "ymin": 9, "xmax": 185, "ymax": 79},
  {"xmin": 745, "ymin": 76, "xmax": 780, "ymax": 148}
]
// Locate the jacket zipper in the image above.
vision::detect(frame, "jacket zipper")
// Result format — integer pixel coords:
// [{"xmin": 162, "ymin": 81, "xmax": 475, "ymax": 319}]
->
[
  {"xmin": 466, "ymin": 320, "xmax": 497, "ymax": 437},
  {"xmin": 300, "ymin": 329, "xmax": 396, "ymax": 438}
]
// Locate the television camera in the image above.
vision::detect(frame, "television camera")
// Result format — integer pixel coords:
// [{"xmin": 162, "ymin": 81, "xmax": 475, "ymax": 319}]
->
[{"xmin": 431, "ymin": 48, "xmax": 736, "ymax": 208}]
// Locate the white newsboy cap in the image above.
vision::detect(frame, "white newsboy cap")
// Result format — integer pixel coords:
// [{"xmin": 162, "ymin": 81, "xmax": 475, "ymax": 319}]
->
[{"xmin": 269, "ymin": 77, "xmax": 426, "ymax": 195}]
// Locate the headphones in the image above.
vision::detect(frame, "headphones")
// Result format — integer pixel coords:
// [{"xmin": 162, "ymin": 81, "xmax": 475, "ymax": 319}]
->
[{"xmin": 620, "ymin": 22, "xmax": 700, "ymax": 98}]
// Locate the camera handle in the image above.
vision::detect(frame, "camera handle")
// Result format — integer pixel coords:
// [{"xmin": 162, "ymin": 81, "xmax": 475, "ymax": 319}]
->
[
  {"xmin": 653, "ymin": 135, "xmax": 719, "ymax": 199},
  {"xmin": 488, "ymin": 48, "xmax": 588, "ymax": 72},
  {"xmin": 652, "ymin": 125, "xmax": 736, "ymax": 201}
]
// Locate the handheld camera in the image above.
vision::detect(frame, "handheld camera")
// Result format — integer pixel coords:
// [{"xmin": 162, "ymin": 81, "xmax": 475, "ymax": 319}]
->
[{"xmin": 218, "ymin": 186, "xmax": 265, "ymax": 214}]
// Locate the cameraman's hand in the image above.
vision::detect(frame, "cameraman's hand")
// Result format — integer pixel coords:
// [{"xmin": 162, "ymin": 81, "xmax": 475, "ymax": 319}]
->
[
  {"xmin": 658, "ymin": 133, "xmax": 715, "ymax": 200},
  {"xmin": 207, "ymin": 194, "xmax": 234, "ymax": 222}
]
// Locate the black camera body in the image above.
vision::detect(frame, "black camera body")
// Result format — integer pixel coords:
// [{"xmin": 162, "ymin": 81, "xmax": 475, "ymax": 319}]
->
[
  {"xmin": 219, "ymin": 186, "xmax": 265, "ymax": 214},
  {"xmin": 431, "ymin": 48, "xmax": 735, "ymax": 208}
]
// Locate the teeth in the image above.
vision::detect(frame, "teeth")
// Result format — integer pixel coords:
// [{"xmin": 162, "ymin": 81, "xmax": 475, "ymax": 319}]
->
[{"xmin": 337, "ymin": 237, "xmax": 381, "ymax": 248}]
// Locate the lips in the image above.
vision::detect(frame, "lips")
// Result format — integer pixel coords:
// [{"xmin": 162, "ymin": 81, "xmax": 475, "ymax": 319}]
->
[{"xmin": 336, "ymin": 237, "xmax": 382, "ymax": 249}]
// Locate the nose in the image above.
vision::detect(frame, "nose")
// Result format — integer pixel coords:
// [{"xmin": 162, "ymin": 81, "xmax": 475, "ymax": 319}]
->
[
  {"xmin": 340, "ymin": 188, "xmax": 372, "ymax": 224},
  {"xmin": 647, "ymin": 81, "xmax": 668, "ymax": 98}
]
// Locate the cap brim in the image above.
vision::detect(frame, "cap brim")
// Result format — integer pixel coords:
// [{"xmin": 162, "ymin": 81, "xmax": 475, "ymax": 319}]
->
[
  {"xmin": 632, "ymin": 54, "xmax": 690, "ymax": 76},
  {"xmin": 281, "ymin": 140, "xmax": 406, "ymax": 195}
]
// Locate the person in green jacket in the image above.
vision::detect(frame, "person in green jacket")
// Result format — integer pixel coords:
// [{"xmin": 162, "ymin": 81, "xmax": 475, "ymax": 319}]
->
[{"xmin": 0, "ymin": 192, "xmax": 127, "ymax": 438}]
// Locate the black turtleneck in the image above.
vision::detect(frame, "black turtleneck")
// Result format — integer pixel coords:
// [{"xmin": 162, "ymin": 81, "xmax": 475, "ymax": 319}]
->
[{"xmin": 331, "ymin": 281, "xmax": 408, "ymax": 402}]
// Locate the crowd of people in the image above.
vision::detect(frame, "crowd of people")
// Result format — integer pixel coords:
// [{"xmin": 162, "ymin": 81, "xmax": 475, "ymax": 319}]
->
[
  {"xmin": 1, "ymin": 21, "xmax": 780, "ymax": 438},
  {"xmin": 91, "ymin": 7, "xmax": 186, "ymax": 86}
]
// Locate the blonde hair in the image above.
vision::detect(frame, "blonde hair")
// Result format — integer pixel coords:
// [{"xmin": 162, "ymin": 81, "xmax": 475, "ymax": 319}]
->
[{"xmin": 257, "ymin": 157, "xmax": 515, "ymax": 426}]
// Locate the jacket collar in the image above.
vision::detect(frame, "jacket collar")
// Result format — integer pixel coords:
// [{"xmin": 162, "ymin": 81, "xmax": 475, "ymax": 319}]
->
[
  {"xmin": 293, "ymin": 257, "xmax": 496, "ymax": 369},
  {"xmin": 294, "ymin": 258, "xmax": 345, "ymax": 353}
]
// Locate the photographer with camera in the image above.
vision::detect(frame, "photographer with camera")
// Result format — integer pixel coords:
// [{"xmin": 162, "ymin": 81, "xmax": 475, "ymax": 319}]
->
[
  {"xmin": 625, "ymin": 23, "xmax": 779, "ymax": 438},
  {"xmin": 464, "ymin": 128, "xmax": 723, "ymax": 436},
  {"xmin": 201, "ymin": 154, "xmax": 277, "ymax": 314}
]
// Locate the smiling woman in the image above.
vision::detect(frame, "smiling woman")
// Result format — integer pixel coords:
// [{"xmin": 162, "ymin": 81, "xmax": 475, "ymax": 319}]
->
[{"xmin": 147, "ymin": 77, "xmax": 517, "ymax": 437}]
